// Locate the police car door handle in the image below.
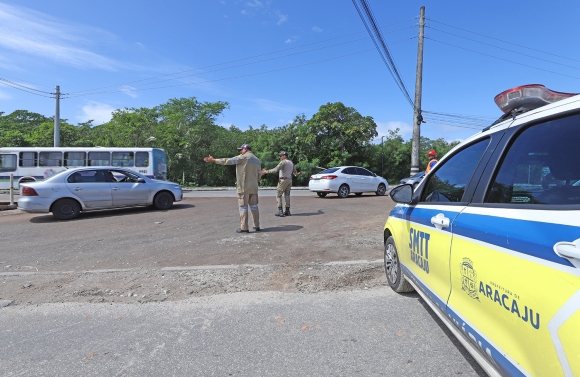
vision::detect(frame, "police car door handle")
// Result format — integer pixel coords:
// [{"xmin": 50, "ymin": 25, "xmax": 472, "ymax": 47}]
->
[
  {"xmin": 554, "ymin": 239, "xmax": 580, "ymax": 261},
  {"xmin": 431, "ymin": 213, "xmax": 450, "ymax": 230}
]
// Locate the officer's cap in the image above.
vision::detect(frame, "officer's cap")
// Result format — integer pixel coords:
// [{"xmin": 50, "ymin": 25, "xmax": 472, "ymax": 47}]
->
[
  {"xmin": 278, "ymin": 151, "xmax": 288, "ymax": 157},
  {"xmin": 237, "ymin": 144, "xmax": 252, "ymax": 151}
]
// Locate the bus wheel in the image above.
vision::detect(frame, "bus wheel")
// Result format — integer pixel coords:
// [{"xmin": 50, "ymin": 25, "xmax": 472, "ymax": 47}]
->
[
  {"xmin": 154, "ymin": 192, "xmax": 173, "ymax": 210},
  {"xmin": 52, "ymin": 199, "xmax": 80, "ymax": 220}
]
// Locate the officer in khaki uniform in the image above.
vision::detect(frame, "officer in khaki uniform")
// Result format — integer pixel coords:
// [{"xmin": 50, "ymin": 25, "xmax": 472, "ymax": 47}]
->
[
  {"xmin": 262, "ymin": 151, "xmax": 300, "ymax": 217},
  {"xmin": 203, "ymin": 144, "xmax": 262, "ymax": 233}
]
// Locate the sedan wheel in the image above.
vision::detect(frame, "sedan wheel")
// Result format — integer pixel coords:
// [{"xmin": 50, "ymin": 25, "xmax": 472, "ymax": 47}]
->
[
  {"xmin": 316, "ymin": 192, "xmax": 327, "ymax": 198},
  {"xmin": 154, "ymin": 191, "xmax": 174, "ymax": 210},
  {"xmin": 375, "ymin": 183, "xmax": 386, "ymax": 196},
  {"xmin": 384, "ymin": 236, "xmax": 414, "ymax": 292},
  {"xmin": 337, "ymin": 184, "xmax": 350, "ymax": 198},
  {"xmin": 52, "ymin": 198, "xmax": 80, "ymax": 220}
]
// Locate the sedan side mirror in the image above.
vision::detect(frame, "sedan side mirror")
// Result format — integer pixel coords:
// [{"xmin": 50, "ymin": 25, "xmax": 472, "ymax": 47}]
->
[
  {"xmin": 137, "ymin": 178, "xmax": 146, "ymax": 183},
  {"xmin": 390, "ymin": 184, "xmax": 414, "ymax": 204}
]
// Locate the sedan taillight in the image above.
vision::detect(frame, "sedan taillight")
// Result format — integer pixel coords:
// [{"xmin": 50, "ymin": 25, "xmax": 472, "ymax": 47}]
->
[
  {"xmin": 22, "ymin": 187, "xmax": 38, "ymax": 196},
  {"xmin": 321, "ymin": 175, "xmax": 338, "ymax": 180}
]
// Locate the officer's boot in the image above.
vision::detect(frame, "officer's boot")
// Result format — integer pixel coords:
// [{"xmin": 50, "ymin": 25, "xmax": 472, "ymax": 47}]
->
[
  {"xmin": 275, "ymin": 207, "xmax": 285, "ymax": 217},
  {"xmin": 284, "ymin": 207, "xmax": 291, "ymax": 216}
]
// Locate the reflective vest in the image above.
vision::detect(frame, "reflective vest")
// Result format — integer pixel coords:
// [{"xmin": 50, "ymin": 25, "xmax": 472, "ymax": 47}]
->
[{"xmin": 426, "ymin": 159, "xmax": 438, "ymax": 173}]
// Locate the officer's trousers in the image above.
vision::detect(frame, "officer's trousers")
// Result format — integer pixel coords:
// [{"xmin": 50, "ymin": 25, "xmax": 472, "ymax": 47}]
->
[
  {"xmin": 276, "ymin": 178, "xmax": 292, "ymax": 208},
  {"xmin": 238, "ymin": 193, "xmax": 259, "ymax": 231}
]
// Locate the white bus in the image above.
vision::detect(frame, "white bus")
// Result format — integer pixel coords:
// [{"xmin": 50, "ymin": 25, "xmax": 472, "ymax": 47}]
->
[{"xmin": 0, "ymin": 147, "xmax": 168, "ymax": 189}]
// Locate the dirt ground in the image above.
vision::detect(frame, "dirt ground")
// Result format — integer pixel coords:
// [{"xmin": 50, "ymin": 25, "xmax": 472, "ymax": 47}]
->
[{"xmin": 0, "ymin": 193, "xmax": 396, "ymax": 306}]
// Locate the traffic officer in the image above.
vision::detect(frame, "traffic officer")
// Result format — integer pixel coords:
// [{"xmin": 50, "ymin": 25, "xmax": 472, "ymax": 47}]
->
[
  {"xmin": 425, "ymin": 150, "xmax": 438, "ymax": 173},
  {"xmin": 262, "ymin": 151, "xmax": 300, "ymax": 217},
  {"xmin": 203, "ymin": 144, "xmax": 262, "ymax": 233}
]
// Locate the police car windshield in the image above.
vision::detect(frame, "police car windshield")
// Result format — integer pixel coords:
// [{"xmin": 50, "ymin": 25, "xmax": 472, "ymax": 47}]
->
[{"xmin": 319, "ymin": 168, "xmax": 340, "ymax": 174}]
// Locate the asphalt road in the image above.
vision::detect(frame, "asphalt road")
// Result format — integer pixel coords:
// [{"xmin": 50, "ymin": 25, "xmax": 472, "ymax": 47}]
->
[
  {"xmin": 1, "ymin": 290, "xmax": 485, "ymax": 377},
  {"xmin": 0, "ymin": 189, "xmax": 486, "ymax": 376}
]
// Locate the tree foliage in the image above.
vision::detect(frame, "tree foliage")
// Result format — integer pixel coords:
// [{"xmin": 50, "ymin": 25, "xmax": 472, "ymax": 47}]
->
[{"xmin": 0, "ymin": 97, "xmax": 464, "ymax": 186}]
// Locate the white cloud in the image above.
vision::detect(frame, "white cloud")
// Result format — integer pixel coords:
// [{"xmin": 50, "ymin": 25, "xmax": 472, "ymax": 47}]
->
[
  {"xmin": 246, "ymin": 0, "xmax": 263, "ymax": 7},
  {"xmin": 119, "ymin": 86, "xmax": 138, "ymax": 98},
  {"xmin": 241, "ymin": 9, "xmax": 248, "ymax": 15},
  {"xmin": 277, "ymin": 12, "xmax": 287, "ymax": 25},
  {"xmin": 0, "ymin": 3, "xmax": 121, "ymax": 70},
  {"xmin": 251, "ymin": 98, "xmax": 303, "ymax": 113},
  {"xmin": 312, "ymin": 26, "xmax": 323, "ymax": 32},
  {"xmin": 0, "ymin": 88, "xmax": 11, "ymax": 100},
  {"xmin": 285, "ymin": 35, "xmax": 299, "ymax": 44},
  {"xmin": 77, "ymin": 101, "xmax": 115, "ymax": 125},
  {"xmin": 375, "ymin": 121, "xmax": 413, "ymax": 141}
]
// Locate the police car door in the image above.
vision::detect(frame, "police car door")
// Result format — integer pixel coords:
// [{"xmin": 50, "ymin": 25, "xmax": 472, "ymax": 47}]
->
[
  {"xmin": 405, "ymin": 138, "xmax": 492, "ymax": 311},
  {"xmin": 447, "ymin": 113, "xmax": 580, "ymax": 376}
]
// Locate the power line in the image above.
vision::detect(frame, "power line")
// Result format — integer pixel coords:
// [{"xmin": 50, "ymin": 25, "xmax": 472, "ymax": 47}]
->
[
  {"xmin": 70, "ymin": 34, "xmax": 413, "ymax": 94},
  {"xmin": 352, "ymin": 0, "xmax": 414, "ymax": 108},
  {"xmin": 426, "ymin": 37, "xmax": 580, "ymax": 81},
  {"xmin": 68, "ymin": 18, "xmax": 418, "ymax": 96},
  {"xmin": 426, "ymin": 25, "xmax": 580, "ymax": 72},
  {"xmin": 0, "ymin": 78, "xmax": 54, "ymax": 98},
  {"xmin": 427, "ymin": 18, "xmax": 580, "ymax": 65},
  {"xmin": 65, "ymin": 48, "xmax": 383, "ymax": 98}
]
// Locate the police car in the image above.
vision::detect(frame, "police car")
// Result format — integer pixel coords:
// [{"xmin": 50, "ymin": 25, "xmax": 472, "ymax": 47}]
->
[{"xmin": 384, "ymin": 84, "xmax": 580, "ymax": 377}]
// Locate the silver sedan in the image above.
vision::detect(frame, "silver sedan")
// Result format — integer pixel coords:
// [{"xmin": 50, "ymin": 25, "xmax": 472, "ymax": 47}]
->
[{"xmin": 18, "ymin": 167, "xmax": 183, "ymax": 220}]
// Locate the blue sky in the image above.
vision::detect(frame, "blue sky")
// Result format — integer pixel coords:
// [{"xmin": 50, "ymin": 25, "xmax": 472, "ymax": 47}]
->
[{"xmin": 1, "ymin": 0, "xmax": 580, "ymax": 143}]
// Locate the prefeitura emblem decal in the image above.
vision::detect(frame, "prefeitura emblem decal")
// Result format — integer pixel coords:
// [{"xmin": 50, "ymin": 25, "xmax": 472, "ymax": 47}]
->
[{"xmin": 460, "ymin": 258, "xmax": 479, "ymax": 301}]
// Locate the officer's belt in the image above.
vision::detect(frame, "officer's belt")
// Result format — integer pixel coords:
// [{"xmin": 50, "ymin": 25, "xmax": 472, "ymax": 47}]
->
[{"xmin": 279, "ymin": 177, "xmax": 291, "ymax": 180}]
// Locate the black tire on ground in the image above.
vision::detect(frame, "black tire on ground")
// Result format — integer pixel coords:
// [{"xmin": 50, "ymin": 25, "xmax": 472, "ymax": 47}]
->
[
  {"xmin": 354, "ymin": 193, "xmax": 363, "ymax": 196},
  {"xmin": 52, "ymin": 198, "xmax": 81, "ymax": 220},
  {"xmin": 337, "ymin": 184, "xmax": 350, "ymax": 198},
  {"xmin": 316, "ymin": 192, "xmax": 327, "ymax": 198},
  {"xmin": 153, "ymin": 191, "xmax": 174, "ymax": 210},
  {"xmin": 375, "ymin": 184, "xmax": 386, "ymax": 196},
  {"xmin": 384, "ymin": 236, "xmax": 414, "ymax": 293}
]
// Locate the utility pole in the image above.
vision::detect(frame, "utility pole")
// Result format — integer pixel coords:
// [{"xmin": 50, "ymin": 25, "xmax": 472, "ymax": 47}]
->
[
  {"xmin": 410, "ymin": 6, "xmax": 425, "ymax": 175},
  {"xmin": 54, "ymin": 85, "xmax": 61, "ymax": 147},
  {"xmin": 381, "ymin": 135, "xmax": 385, "ymax": 178}
]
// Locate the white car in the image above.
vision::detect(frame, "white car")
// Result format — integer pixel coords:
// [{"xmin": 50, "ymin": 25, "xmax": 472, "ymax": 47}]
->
[
  {"xmin": 18, "ymin": 167, "xmax": 183, "ymax": 220},
  {"xmin": 309, "ymin": 166, "xmax": 388, "ymax": 198}
]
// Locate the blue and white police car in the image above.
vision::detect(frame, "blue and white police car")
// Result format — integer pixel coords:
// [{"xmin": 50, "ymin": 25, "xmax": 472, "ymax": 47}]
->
[{"xmin": 384, "ymin": 84, "xmax": 580, "ymax": 377}]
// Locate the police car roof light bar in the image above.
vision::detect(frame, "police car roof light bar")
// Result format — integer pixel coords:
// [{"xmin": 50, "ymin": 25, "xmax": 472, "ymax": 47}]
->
[{"xmin": 494, "ymin": 84, "xmax": 577, "ymax": 114}]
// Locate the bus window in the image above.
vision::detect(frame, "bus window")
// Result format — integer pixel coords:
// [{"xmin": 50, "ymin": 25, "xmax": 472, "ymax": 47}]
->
[
  {"xmin": 64, "ymin": 152, "xmax": 86, "ymax": 167},
  {"xmin": 39, "ymin": 151, "xmax": 62, "ymax": 167},
  {"xmin": 19, "ymin": 152, "xmax": 37, "ymax": 167},
  {"xmin": 135, "ymin": 152, "xmax": 149, "ymax": 167},
  {"xmin": 88, "ymin": 152, "xmax": 110, "ymax": 166},
  {"xmin": 0, "ymin": 154, "xmax": 17, "ymax": 172},
  {"xmin": 112, "ymin": 152, "xmax": 134, "ymax": 167}
]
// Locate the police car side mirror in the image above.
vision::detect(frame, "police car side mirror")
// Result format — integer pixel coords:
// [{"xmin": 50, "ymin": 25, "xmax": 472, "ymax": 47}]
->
[
  {"xmin": 137, "ymin": 178, "xmax": 146, "ymax": 183},
  {"xmin": 390, "ymin": 184, "xmax": 414, "ymax": 204}
]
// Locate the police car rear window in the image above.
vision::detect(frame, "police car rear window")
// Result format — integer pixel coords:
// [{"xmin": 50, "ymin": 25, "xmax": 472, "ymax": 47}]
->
[{"xmin": 486, "ymin": 113, "xmax": 580, "ymax": 205}]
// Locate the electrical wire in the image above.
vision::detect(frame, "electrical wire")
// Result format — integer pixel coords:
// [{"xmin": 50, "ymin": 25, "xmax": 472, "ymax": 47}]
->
[
  {"xmin": 426, "ymin": 37, "xmax": 580, "ymax": 81},
  {"xmin": 352, "ymin": 0, "xmax": 414, "ymax": 108},
  {"xmin": 427, "ymin": 18, "xmax": 580, "ymax": 65},
  {"xmin": 426, "ymin": 25, "xmax": 580, "ymax": 72},
  {"xmin": 0, "ymin": 78, "xmax": 54, "ymax": 98},
  {"xmin": 65, "ymin": 47, "xmax": 386, "ymax": 98},
  {"xmin": 67, "ymin": 18, "xmax": 418, "ymax": 95}
]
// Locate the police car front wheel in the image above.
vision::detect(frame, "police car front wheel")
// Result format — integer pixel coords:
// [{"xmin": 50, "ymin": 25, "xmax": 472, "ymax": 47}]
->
[{"xmin": 384, "ymin": 236, "xmax": 414, "ymax": 293}]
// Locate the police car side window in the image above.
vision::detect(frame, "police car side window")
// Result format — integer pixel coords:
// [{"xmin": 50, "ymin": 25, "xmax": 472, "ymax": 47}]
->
[
  {"xmin": 486, "ymin": 114, "xmax": 580, "ymax": 205},
  {"xmin": 420, "ymin": 138, "xmax": 490, "ymax": 203}
]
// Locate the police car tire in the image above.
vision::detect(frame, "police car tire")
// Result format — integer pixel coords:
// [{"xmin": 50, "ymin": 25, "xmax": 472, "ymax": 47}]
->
[
  {"xmin": 52, "ymin": 198, "xmax": 81, "ymax": 220},
  {"xmin": 153, "ymin": 191, "xmax": 174, "ymax": 210},
  {"xmin": 337, "ymin": 184, "xmax": 350, "ymax": 198},
  {"xmin": 384, "ymin": 236, "xmax": 414, "ymax": 293}
]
